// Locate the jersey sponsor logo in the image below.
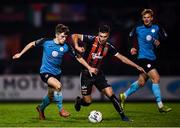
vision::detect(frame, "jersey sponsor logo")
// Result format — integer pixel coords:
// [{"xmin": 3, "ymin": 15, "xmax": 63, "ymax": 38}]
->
[
  {"xmin": 92, "ymin": 52, "xmax": 103, "ymax": 59},
  {"xmin": 151, "ymin": 29, "xmax": 156, "ymax": 33},
  {"xmin": 60, "ymin": 47, "xmax": 64, "ymax": 52},
  {"xmin": 146, "ymin": 35, "xmax": 152, "ymax": 41},
  {"xmin": 52, "ymin": 51, "xmax": 58, "ymax": 57}
]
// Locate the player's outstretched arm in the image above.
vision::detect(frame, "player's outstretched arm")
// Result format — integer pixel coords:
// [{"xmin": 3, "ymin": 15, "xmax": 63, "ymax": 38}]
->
[
  {"xmin": 12, "ymin": 41, "xmax": 36, "ymax": 59},
  {"xmin": 71, "ymin": 34, "xmax": 85, "ymax": 53},
  {"xmin": 115, "ymin": 52, "xmax": 146, "ymax": 73},
  {"xmin": 76, "ymin": 56, "xmax": 98, "ymax": 76}
]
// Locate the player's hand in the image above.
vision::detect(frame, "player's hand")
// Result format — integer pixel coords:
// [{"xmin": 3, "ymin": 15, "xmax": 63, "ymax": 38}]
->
[
  {"xmin": 12, "ymin": 53, "xmax": 21, "ymax": 59},
  {"xmin": 88, "ymin": 67, "xmax": 98, "ymax": 77},
  {"xmin": 137, "ymin": 66, "xmax": 146, "ymax": 74},
  {"xmin": 154, "ymin": 39, "xmax": 160, "ymax": 47},
  {"xmin": 75, "ymin": 46, "xmax": 85, "ymax": 53},
  {"xmin": 130, "ymin": 48, "xmax": 137, "ymax": 55}
]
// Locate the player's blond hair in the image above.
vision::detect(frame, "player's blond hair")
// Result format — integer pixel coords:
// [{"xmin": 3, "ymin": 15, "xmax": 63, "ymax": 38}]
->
[{"xmin": 141, "ymin": 9, "xmax": 154, "ymax": 17}]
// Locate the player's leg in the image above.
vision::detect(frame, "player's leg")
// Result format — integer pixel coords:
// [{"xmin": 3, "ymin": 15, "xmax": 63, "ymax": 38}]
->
[
  {"xmin": 38, "ymin": 95, "xmax": 50, "ymax": 111},
  {"xmin": 75, "ymin": 95, "xmax": 92, "ymax": 111},
  {"xmin": 119, "ymin": 59, "xmax": 149, "ymax": 109},
  {"xmin": 47, "ymin": 77, "xmax": 70, "ymax": 117},
  {"xmin": 102, "ymin": 87, "xmax": 130, "ymax": 121},
  {"xmin": 74, "ymin": 88, "xmax": 92, "ymax": 111},
  {"xmin": 148, "ymin": 69, "xmax": 172, "ymax": 113},
  {"xmin": 120, "ymin": 73, "xmax": 148, "ymax": 109},
  {"xmin": 36, "ymin": 73, "xmax": 53, "ymax": 120},
  {"xmin": 36, "ymin": 95, "xmax": 50, "ymax": 120},
  {"xmin": 36, "ymin": 87, "xmax": 54, "ymax": 120},
  {"xmin": 75, "ymin": 71, "xmax": 93, "ymax": 111},
  {"xmin": 95, "ymin": 71, "xmax": 130, "ymax": 121},
  {"xmin": 47, "ymin": 76, "xmax": 62, "ymax": 91}
]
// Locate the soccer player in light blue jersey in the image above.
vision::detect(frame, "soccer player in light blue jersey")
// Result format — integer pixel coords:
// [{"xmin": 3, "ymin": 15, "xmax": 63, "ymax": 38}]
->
[
  {"xmin": 12, "ymin": 24, "xmax": 98, "ymax": 120},
  {"xmin": 119, "ymin": 9, "xmax": 172, "ymax": 113}
]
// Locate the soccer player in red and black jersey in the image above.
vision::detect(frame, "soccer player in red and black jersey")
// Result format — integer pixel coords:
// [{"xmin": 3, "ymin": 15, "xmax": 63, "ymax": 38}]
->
[{"xmin": 71, "ymin": 24, "xmax": 145, "ymax": 121}]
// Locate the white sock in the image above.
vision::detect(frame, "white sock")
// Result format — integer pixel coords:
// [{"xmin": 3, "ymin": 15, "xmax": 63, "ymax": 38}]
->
[{"xmin": 157, "ymin": 101, "xmax": 163, "ymax": 108}]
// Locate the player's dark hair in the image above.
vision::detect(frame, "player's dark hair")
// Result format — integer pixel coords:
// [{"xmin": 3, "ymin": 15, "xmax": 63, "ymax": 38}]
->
[
  {"xmin": 99, "ymin": 24, "xmax": 110, "ymax": 33},
  {"xmin": 141, "ymin": 9, "xmax": 154, "ymax": 17},
  {"xmin": 55, "ymin": 24, "xmax": 69, "ymax": 35}
]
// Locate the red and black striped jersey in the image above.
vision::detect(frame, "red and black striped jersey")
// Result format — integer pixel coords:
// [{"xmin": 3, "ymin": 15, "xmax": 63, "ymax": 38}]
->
[{"xmin": 82, "ymin": 35, "xmax": 118, "ymax": 69}]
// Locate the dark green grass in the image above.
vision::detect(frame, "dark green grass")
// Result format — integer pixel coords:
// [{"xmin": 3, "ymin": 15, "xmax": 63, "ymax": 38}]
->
[{"xmin": 0, "ymin": 102, "xmax": 179, "ymax": 127}]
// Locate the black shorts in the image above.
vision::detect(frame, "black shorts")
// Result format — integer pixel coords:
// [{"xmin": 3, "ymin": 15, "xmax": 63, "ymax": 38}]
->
[
  {"xmin": 137, "ymin": 59, "xmax": 157, "ymax": 73},
  {"xmin": 80, "ymin": 70, "xmax": 110, "ymax": 95},
  {"xmin": 40, "ymin": 73, "xmax": 61, "ymax": 83}
]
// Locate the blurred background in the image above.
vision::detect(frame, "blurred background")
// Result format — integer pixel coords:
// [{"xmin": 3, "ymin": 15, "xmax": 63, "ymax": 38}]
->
[{"xmin": 0, "ymin": 0, "xmax": 179, "ymax": 101}]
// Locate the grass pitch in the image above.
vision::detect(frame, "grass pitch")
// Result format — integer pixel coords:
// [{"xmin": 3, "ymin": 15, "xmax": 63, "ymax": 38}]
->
[{"xmin": 0, "ymin": 102, "xmax": 179, "ymax": 127}]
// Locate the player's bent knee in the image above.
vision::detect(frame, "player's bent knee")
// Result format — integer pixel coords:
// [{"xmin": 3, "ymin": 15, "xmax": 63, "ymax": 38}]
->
[{"xmin": 54, "ymin": 86, "xmax": 61, "ymax": 91}]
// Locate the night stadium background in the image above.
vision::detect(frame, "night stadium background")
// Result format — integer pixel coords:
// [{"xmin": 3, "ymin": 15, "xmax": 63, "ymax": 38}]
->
[{"xmin": 0, "ymin": 0, "xmax": 179, "ymax": 127}]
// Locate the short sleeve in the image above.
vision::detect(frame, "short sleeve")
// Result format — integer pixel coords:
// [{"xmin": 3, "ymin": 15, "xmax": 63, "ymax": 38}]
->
[
  {"xmin": 35, "ymin": 38, "xmax": 46, "ymax": 47},
  {"xmin": 82, "ymin": 35, "xmax": 96, "ymax": 43},
  {"xmin": 108, "ymin": 43, "xmax": 118, "ymax": 56}
]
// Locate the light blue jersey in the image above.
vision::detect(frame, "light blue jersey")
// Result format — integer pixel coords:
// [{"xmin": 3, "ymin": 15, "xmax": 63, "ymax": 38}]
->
[
  {"xmin": 35, "ymin": 38, "xmax": 75, "ymax": 75},
  {"xmin": 129, "ymin": 23, "xmax": 167, "ymax": 60}
]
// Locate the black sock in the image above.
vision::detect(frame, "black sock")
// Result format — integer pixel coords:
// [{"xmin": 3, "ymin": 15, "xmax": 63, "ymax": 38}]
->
[{"xmin": 109, "ymin": 94, "xmax": 125, "ymax": 117}]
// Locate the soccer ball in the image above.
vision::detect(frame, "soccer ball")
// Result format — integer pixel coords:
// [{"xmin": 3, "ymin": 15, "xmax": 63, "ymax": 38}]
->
[{"xmin": 88, "ymin": 110, "xmax": 102, "ymax": 123}]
